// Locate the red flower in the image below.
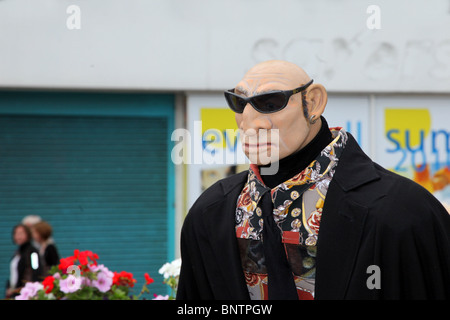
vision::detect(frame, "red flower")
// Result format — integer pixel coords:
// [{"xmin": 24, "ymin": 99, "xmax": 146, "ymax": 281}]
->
[
  {"xmin": 58, "ymin": 255, "xmax": 76, "ymax": 273},
  {"xmin": 113, "ymin": 271, "xmax": 137, "ymax": 287},
  {"xmin": 42, "ymin": 276, "xmax": 55, "ymax": 294},
  {"xmin": 144, "ymin": 273, "xmax": 154, "ymax": 285},
  {"xmin": 75, "ymin": 250, "xmax": 99, "ymax": 266},
  {"xmin": 58, "ymin": 250, "xmax": 99, "ymax": 273}
]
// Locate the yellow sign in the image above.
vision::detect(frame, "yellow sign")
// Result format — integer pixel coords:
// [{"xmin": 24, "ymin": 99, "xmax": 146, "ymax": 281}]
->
[
  {"xmin": 201, "ymin": 108, "xmax": 239, "ymax": 150},
  {"xmin": 384, "ymin": 108, "xmax": 431, "ymax": 149}
]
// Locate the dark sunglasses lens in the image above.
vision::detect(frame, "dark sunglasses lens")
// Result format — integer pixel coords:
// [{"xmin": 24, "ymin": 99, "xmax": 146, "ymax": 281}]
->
[
  {"xmin": 225, "ymin": 93, "xmax": 247, "ymax": 113},
  {"xmin": 252, "ymin": 92, "xmax": 286, "ymax": 113}
]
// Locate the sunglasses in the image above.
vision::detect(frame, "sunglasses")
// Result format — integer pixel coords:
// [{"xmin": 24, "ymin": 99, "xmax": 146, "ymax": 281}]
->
[{"xmin": 224, "ymin": 79, "xmax": 313, "ymax": 114}]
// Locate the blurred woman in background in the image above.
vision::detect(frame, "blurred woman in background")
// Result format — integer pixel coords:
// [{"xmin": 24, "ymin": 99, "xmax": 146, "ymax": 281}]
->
[
  {"xmin": 31, "ymin": 221, "xmax": 60, "ymax": 275},
  {"xmin": 5, "ymin": 224, "xmax": 42, "ymax": 299}
]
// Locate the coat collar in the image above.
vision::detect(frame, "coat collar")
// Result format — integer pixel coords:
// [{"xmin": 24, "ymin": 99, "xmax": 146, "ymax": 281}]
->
[
  {"xmin": 219, "ymin": 170, "xmax": 248, "ymax": 196},
  {"xmin": 332, "ymin": 133, "xmax": 380, "ymax": 192}
]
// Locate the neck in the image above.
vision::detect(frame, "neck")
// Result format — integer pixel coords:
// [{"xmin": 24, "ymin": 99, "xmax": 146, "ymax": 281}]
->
[{"xmin": 259, "ymin": 116, "xmax": 332, "ymax": 189}]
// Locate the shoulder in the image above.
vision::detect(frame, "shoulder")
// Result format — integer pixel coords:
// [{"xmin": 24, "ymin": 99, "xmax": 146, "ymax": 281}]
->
[
  {"xmin": 45, "ymin": 244, "xmax": 58, "ymax": 254},
  {"xmin": 21, "ymin": 242, "xmax": 38, "ymax": 254},
  {"xmin": 183, "ymin": 170, "xmax": 248, "ymax": 225},
  {"xmin": 191, "ymin": 170, "xmax": 247, "ymax": 210},
  {"xmin": 374, "ymin": 162, "xmax": 440, "ymax": 206},
  {"xmin": 369, "ymin": 163, "xmax": 450, "ymax": 231}
]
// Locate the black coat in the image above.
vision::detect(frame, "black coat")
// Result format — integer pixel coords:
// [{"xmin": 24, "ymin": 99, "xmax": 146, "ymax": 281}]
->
[
  {"xmin": 42, "ymin": 243, "xmax": 60, "ymax": 275},
  {"xmin": 177, "ymin": 133, "xmax": 450, "ymax": 300},
  {"xmin": 6, "ymin": 241, "xmax": 43, "ymax": 297}
]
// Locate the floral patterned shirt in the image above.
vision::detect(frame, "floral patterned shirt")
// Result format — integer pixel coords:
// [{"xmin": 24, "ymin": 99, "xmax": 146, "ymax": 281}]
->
[{"xmin": 235, "ymin": 128, "xmax": 348, "ymax": 300}]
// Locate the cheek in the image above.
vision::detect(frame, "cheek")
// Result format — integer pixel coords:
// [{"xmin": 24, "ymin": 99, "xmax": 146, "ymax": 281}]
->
[
  {"xmin": 14, "ymin": 231, "xmax": 26, "ymax": 244},
  {"xmin": 235, "ymin": 113, "xmax": 242, "ymax": 128},
  {"xmin": 274, "ymin": 111, "xmax": 309, "ymax": 157}
]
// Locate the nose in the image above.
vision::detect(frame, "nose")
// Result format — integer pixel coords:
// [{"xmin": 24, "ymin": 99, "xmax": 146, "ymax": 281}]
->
[{"xmin": 240, "ymin": 103, "xmax": 273, "ymax": 132}]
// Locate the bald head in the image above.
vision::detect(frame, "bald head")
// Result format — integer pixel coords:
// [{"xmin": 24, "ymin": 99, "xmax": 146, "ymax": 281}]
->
[
  {"xmin": 236, "ymin": 60, "xmax": 312, "ymax": 96},
  {"xmin": 245, "ymin": 60, "xmax": 311, "ymax": 83},
  {"xmin": 233, "ymin": 60, "xmax": 328, "ymax": 165}
]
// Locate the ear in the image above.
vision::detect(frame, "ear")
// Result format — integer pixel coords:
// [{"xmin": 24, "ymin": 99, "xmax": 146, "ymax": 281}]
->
[{"xmin": 305, "ymin": 84, "xmax": 327, "ymax": 119}]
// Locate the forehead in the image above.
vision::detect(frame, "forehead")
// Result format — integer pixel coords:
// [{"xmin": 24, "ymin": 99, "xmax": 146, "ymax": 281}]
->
[
  {"xmin": 235, "ymin": 71, "xmax": 298, "ymax": 95},
  {"xmin": 15, "ymin": 226, "xmax": 26, "ymax": 234}
]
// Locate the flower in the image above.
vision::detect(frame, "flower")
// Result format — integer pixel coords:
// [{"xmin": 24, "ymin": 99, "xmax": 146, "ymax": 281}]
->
[
  {"xmin": 92, "ymin": 270, "xmax": 113, "ymax": 293},
  {"xmin": 58, "ymin": 250, "xmax": 99, "ymax": 274},
  {"xmin": 58, "ymin": 255, "xmax": 76, "ymax": 273},
  {"xmin": 158, "ymin": 258, "xmax": 181, "ymax": 299},
  {"xmin": 113, "ymin": 271, "xmax": 137, "ymax": 287},
  {"xmin": 75, "ymin": 249, "xmax": 98, "ymax": 267},
  {"xmin": 59, "ymin": 274, "xmax": 81, "ymax": 293},
  {"xmin": 158, "ymin": 258, "xmax": 181, "ymax": 279},
  {"xmin": 15, "ymin": 282, "xmax": 43, "ymax": 300},
  {"xmin": 89, "ymin": 263, "xmax": 112, "ymax": 275},
  {"xmin": 87, "ymin": 264, "xmax": 114, "ymax": 292},
  {"xmin": 144, "ymin": 273, "xmax": 154, "ymax": 285},
  {"xmin": 13, "ymin": 249, "xmax": 178, "ymax": 300},
  {"xmin": 152, "ymin": 294, "xmax": 169, "ymax": 300},
  {"xmin": 42, "ymin": 276, "xmax": 55, "ymax": 294}
]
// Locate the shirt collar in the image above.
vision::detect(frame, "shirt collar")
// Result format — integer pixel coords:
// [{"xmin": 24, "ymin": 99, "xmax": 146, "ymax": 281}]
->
[{"xmin": 247, "ymin": 127, "xmax": 348, "ymax": 207}]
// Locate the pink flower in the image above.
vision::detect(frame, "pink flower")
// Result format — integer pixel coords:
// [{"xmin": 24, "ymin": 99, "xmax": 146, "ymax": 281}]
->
[
  {"xmin": 92, "ymin": 270, "xmax": 113, "ymax": 292},
  {"xmin": 59, "ymin": 274, "xmax": 81, "ymax": 293},
  {"xmin": 87, "ymin": 263, "xmax": 114, "ymax": 292},
  {"xmin": 88, "ymin": 263, "xmax": 110, "ymax": 274},
  {"xmin": 81, "ymin": 276, "xmax": 92, "ymax": 287},
  {"xmin": 152, "ymin": 294, "xmax": 169, "ymax": 300},
  {"xmin": 15, "ymin": 282, "xmax": 43, "ymax": 300}
]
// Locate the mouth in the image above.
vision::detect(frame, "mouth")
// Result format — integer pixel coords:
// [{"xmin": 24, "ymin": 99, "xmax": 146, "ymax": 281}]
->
[
  {"xmin": 240, "ymin": 128, "xmax": 280, "ymax": 154},
  {"xmin": 243, "ymin": 142, "xmax": 274, "ymax": 150}
]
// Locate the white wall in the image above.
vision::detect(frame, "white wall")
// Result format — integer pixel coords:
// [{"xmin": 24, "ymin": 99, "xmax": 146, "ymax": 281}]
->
[{"xmin": 1, "ymin": 0, "xmax": 450, "ymax": 93}]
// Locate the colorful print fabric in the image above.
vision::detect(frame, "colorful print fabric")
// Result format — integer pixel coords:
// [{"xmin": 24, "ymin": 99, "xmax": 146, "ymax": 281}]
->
[{"xmin": 235, "ymin": 128, "xmax": 348, "ymax": 300}]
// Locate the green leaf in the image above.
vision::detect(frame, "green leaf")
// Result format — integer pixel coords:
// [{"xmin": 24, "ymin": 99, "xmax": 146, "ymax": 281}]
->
[
  {"xmin": 111, "ymin": 287, "xmax": 128, "ymax": 300},
  {"xmin": 37, "ymin": 290, "xmax": 48, "ymax": 300}
]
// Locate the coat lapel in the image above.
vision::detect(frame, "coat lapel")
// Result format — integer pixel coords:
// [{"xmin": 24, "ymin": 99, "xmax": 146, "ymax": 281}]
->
[
  {"xmin": 315, "ymin": 133, "xmax": 381, "ymax": 299},
  {"xmin": 315, "ymin": 182, "xmax": 369, "ymax": 299}
]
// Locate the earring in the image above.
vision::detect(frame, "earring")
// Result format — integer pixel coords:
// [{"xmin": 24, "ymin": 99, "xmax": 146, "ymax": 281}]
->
[{"xmin": 309, "ymin": 115, "xmax": 317, "ymax": 124}]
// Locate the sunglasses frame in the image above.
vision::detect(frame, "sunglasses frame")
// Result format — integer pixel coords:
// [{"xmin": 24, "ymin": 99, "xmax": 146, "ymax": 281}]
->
[{"xmin": 224, "ymin": 79, "xmax": 314, "ymax": 114}]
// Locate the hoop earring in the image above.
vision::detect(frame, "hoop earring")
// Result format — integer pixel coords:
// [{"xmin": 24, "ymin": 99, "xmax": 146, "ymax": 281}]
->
[{"xmin": 309, "ymin": 115, "xmax": 317, "ymax": 124}]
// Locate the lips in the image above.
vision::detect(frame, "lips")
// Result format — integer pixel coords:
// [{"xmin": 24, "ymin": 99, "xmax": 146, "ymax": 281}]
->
[
  {"xmin": 243, "ymin": 142, "xmax": 273, "ymax": 150},
  {"xmin": 244, "ymin": 142, "xmax": 272, "ymax": 147},
  {"xmin": 240, "ymin": 129, "xmax": 279, "ymax": 153}
]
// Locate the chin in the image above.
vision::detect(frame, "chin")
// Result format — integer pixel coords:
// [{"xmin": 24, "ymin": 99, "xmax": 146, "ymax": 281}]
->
[{"xmin": 245, "ymin": 151, "xmax": 280, "ymax": 166}]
